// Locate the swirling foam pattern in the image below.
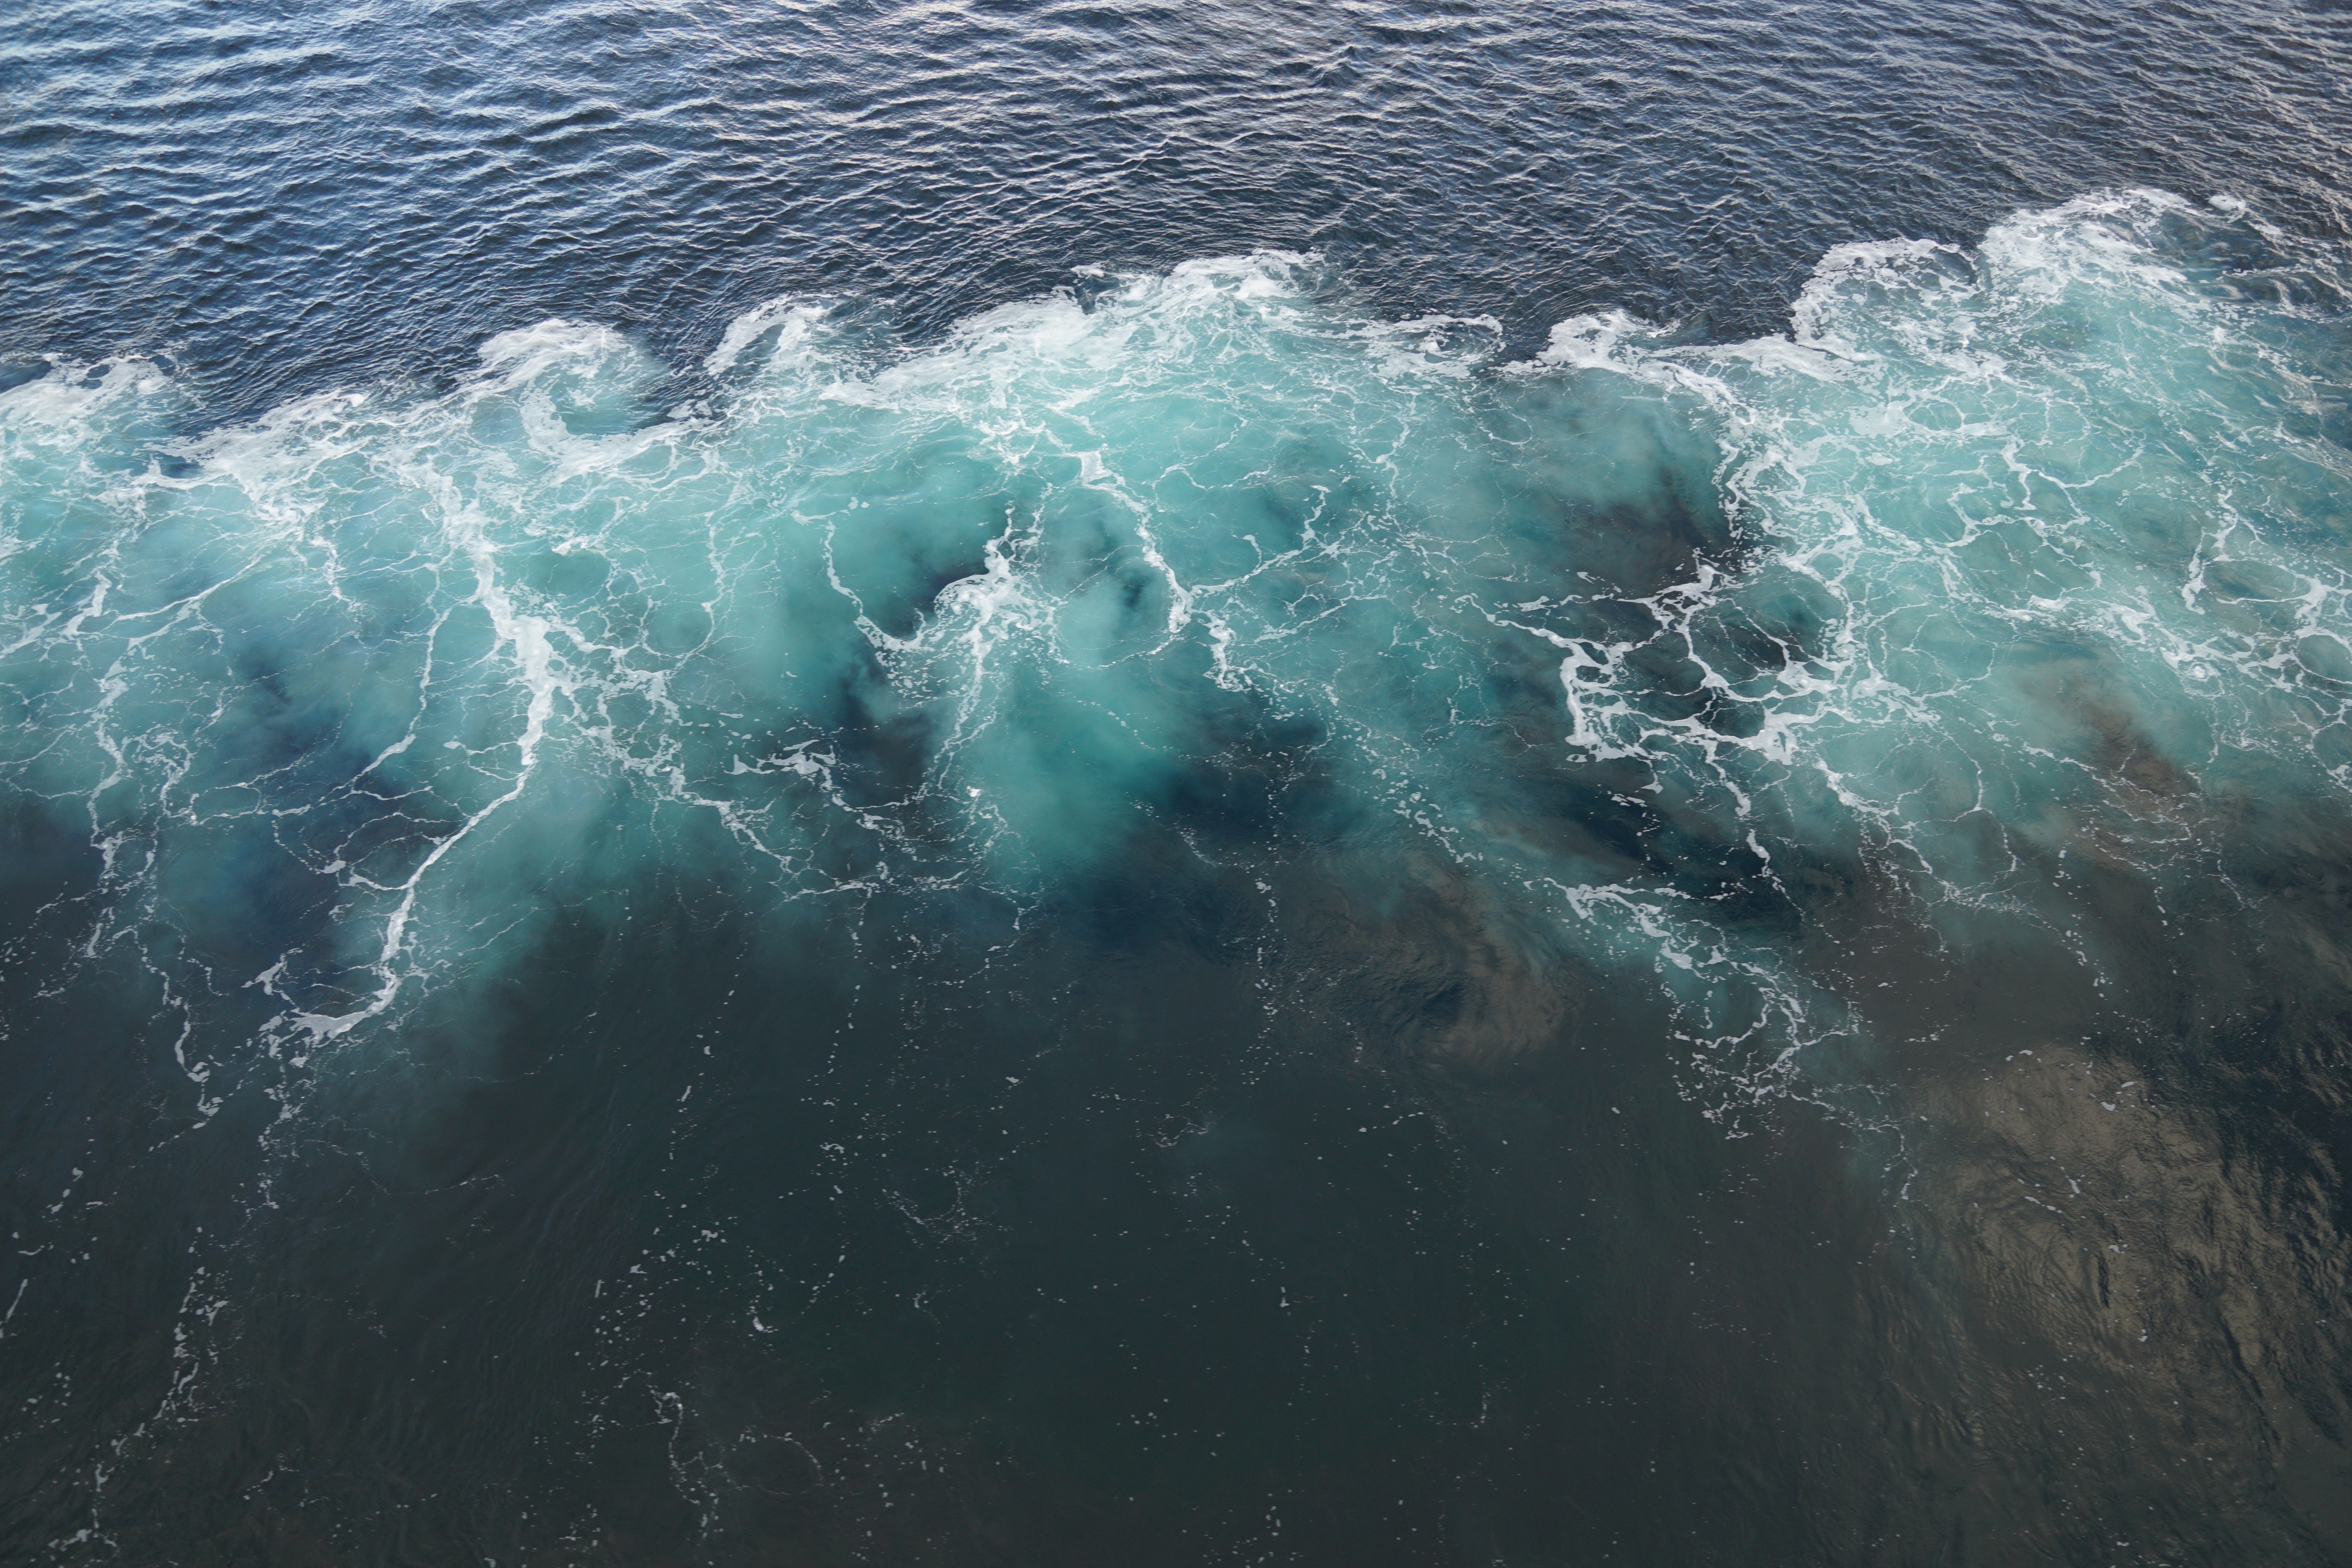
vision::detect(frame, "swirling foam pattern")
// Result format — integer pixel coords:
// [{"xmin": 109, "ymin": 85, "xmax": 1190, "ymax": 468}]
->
[{"xmin": 3, "ymin": 193, "xmax": 2350, "ymax": 1562}]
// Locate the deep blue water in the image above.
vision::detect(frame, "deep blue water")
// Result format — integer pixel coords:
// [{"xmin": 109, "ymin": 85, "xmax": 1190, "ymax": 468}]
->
[{"xmin": 6, "ymin": 2, "xmax": 2352, "ymax": 1564}]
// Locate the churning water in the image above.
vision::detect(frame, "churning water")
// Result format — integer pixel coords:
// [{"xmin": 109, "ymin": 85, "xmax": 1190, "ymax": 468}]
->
[{"xmin": 5, "ymin": 2, "xmax": 2352, "ymax": 1564}]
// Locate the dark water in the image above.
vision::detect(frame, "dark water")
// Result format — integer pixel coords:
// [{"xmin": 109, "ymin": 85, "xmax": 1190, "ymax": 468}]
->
[{"xmin": 6, "ymin": 2, "xmax": 2352, "ymax": 1564}]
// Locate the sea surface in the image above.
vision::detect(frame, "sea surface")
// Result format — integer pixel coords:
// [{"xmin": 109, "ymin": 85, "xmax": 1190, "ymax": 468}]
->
[{"xmin": 6, "ymin": 1, "xmax": 2352, "ymax": 1563}]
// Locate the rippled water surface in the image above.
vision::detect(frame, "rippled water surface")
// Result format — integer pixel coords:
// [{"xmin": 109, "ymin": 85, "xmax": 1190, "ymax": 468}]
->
[{"xmin": 6, "ymin": 2, "xmax": 2352, "ymax": 1564}]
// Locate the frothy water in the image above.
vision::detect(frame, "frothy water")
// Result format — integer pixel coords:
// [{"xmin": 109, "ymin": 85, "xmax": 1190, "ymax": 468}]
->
[{"xmin": 5, "ymin": 191, "xmax": 2350, "ymax": 1561}]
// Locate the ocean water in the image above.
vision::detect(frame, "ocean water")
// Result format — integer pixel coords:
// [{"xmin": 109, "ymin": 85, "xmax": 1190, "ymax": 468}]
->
[{"xmin": 5, "ymin": 3, "xmax": 2352, "ymax": 1566}]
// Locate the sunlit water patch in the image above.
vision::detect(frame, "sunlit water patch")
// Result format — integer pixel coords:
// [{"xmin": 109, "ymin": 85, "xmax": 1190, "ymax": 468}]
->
[{"xmin": 4, "ymin": 191, "xmax": 2349, "ymax": 1563}]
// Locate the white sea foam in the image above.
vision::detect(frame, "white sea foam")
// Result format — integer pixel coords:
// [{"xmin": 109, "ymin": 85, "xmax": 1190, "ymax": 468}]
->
[
  {"xmin": 4, "ymin": 192, "xmax": 2346, "ymax": 1125},
  {"xmin": 703, "ymin": 297, "xmax": 830, "ymax": 376}
]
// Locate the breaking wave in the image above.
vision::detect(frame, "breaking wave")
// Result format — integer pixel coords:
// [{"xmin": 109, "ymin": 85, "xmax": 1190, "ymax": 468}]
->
[{"xmin": 8, "ymin": 190, "xmax": 2346, "ymax": 1114}]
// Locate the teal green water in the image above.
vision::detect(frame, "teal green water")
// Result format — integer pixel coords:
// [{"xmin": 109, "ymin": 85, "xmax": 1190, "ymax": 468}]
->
[
  {"xmin": 6, "ymin": 190, "xmax": 2351, "ymax": 1561},
  {"xmin": 10, "ymin": 191, "xmax": 2346, "ymax": 1095}
]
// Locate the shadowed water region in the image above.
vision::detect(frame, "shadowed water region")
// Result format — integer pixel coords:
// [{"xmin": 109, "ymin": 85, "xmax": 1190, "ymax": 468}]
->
[{"xmin": 7, "ymin": 1, "xmax": 2352, "ymax": 1564}]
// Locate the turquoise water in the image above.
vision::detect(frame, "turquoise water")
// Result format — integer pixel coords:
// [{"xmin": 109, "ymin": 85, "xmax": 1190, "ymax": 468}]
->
[
  {"xmin": 6, "ymin": 189, "xmax": 2352, "ymax": 1560},
  {"xmin": 11, "ymin": 191, "xmax": 2348, "ymax": 1093}
]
